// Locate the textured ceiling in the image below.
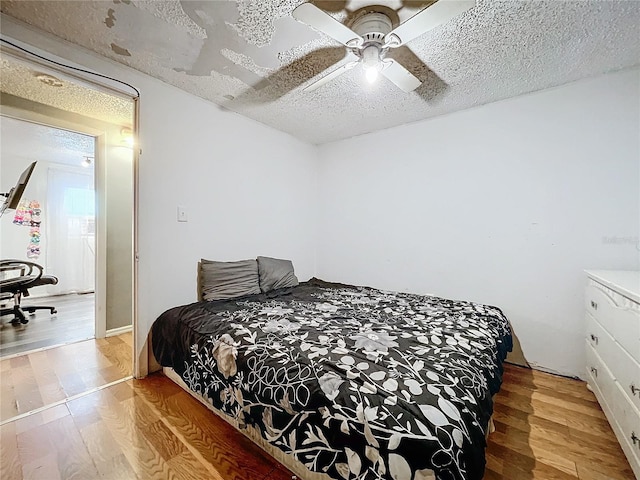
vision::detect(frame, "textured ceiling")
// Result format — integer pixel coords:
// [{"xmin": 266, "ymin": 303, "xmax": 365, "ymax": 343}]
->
[
  {"xmin": 1, "ymin": 0, "xmax": 638, "ymax": 144},
  {"xmin": 0, "ymin": 54, "xmax": 134, "ymax": 128},
  {"xmin": 1, "ymin": 116, "xmax": 95, "ymax": 169}
]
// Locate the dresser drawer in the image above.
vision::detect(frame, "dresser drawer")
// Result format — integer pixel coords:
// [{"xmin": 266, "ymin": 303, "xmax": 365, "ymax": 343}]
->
[
  {"xmin": 586, "ymin": 283, "xmax": 640, "ymax": 363},
  {"xmin": 614, "ymin": 345, "xmax": 640, "ymax": 413},
  {"xmin": 586, "ymin": 342, "xmax": 616, "ymax": 411},
  {"xmin": 612, "ymin": 382, "xmax": 640, "ymax": 474},
  {"xmin": 588, "ymin": 312, "xmax": 640, "ymax": 412},
  {"xmin": 617, "ymin": 308, "xmax": 640, "ymax": 365},
  {"xmin": 586, "ymin": 313, "xmax": 618, "ymax": 371},
  {"xmin": 586, "ymin": 284, "xmax": 619, "ymax": 336}
]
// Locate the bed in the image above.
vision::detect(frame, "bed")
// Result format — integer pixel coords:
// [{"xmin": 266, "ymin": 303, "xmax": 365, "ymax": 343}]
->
[{"xmin": 152, "ymin": 276, "xmax": 512, "ymax": 480}]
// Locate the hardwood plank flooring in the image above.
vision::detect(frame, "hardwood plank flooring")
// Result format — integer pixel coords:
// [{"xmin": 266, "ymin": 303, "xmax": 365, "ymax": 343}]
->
[
  {"xmin": 0, "ymin": 293, "xmax": 95, "ymax": 357},
  {"xmin": 0, "ymin": 361, "xmax": 634, "ymax": 480},
  {"xmin": 0, "ymin": 333, "xmax": 132, "ymax": 422},
  {"xmin": 486, "ymin": 365, "xmax": 635, "ymax": 480}
]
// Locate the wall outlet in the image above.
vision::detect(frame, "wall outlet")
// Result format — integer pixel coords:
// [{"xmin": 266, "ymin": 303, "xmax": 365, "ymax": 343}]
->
[{"xmin": 177, "ymin": 206, "xmax": 188, "ymax": 222}]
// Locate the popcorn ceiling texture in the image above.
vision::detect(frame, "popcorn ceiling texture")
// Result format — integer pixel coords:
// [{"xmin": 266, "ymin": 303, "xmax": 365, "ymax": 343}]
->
[
  {"xmin": 131, "ymin": 0, "xmax": 207, "ymax": 39},
  {"xmin": 2, "ymin": 116, "xmax": 96, "ymax": 169},
  {"xmin": 0, "ymin": 57, "xmax": 135, "ymax": 127},
  {"xmin": 234, "ymin": 0, "xmax": 299, "ymax": 47},
  {"xmin": 1, "ymin": 0, "xmax": 638, "ymax": 144}
]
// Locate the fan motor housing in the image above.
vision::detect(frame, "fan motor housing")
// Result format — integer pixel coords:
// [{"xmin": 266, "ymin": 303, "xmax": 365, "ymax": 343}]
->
[{"xmin": 351, "ymin": 12, "xmax": 393, "ymax": 45}]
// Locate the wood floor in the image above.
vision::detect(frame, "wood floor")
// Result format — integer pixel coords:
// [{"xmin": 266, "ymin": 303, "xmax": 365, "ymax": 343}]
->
[
  {"xmin": 0, "ymin": 293, "xmax": 95, "ymax": 357},
  {"xmin": 0, "ymin": 374, "xmax": 292, "ymax": 480},
  {"xmin": 0, "ymin": 357, "xmax": 634, "ymax": 480},
  {"xmin": 486, "ymin": 365, "xmax": 634, "ymax": 479},
  {"xmin": 0, "ymin": 332, "xmax": 132, "ymax": 423}
]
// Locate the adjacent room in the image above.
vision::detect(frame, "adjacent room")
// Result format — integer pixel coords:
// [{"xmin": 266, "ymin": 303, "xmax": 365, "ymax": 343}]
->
[
  {"xmin": 0, "ymin": 1, "xmax": 638, "ymax": 480},
  {"xmin": 0, "ymin": 117, "xmax": 96, "ymax": 355}
]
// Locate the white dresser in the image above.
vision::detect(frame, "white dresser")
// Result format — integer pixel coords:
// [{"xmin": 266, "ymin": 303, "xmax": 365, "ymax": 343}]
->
[{"xmin": 585, "ymin": 270, "xmax": 640, "ymax": 479}]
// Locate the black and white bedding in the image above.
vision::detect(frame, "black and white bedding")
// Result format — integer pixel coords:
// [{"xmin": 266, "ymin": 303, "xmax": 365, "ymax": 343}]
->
[{"xmin": 152, "ymin": 278, "xmax": 512, "ymax": 480}]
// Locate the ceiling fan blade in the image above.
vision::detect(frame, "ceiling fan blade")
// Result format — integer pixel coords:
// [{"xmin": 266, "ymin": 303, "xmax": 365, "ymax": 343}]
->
[
  {"xmin": 293, "ymin": 3, "xmax": 363, "ymax": 47},
  {"xmin": 380, "ymin": 60, "xmax": 422, "ymax": 92},
  {"xmin": 385, "ymin": 45, "xmax": 450, "ymax": 101},
  {"xmin": 304, "ymin": 61, "xmax": 359, "ymax": 92},
  {"xmin": 385, "ymin": 0, "xmax": 475, "ymax": 47}
]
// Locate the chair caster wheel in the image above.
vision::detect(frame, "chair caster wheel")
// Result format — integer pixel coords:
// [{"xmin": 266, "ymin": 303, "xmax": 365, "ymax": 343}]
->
[
  {"xmin": 51, "ymin": 309, "xmax": 57, "ymax": 314},
  {"xmin": 20, "ymin": 318, "xmax": 29, "ymax": 324},
  {"xmin": 10, "ymin": 318, "xmax": 21, "ymax": 326}
]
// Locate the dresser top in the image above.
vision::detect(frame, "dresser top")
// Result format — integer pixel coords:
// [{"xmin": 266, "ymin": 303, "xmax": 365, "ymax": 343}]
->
[{"xmin": 585, "ymin": 270, "xmax": 640, "ymax": 303}]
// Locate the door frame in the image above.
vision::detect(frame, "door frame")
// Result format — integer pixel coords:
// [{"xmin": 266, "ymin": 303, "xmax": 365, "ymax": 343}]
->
[{"xmin": 0, "ymin": 46, "xmax": 140, "ymax": 376}]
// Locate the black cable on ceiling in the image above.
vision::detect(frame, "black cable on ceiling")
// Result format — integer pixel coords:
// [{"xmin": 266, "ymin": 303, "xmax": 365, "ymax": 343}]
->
[{"xmin": 0, "ymin": 37, "xmax": 141, "ymax": 98}]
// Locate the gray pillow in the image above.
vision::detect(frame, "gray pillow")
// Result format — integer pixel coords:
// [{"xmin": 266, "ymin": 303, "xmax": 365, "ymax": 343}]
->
[
  {"xmin": 199, "ymin": 259, "xmax": 260, "ymax": 301},
  {"xmin": 257, "ymin": 256, "xmax": 299, "ymax": 293}
]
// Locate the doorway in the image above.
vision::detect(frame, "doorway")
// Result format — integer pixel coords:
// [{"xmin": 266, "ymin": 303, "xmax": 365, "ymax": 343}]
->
[
  {"xmin": 0, "ymin": 51, "xmax": 136, "ymax": 360},
  {"xmin": 0, "ymin": 117, "xmax": 97, "ymax": 356}
]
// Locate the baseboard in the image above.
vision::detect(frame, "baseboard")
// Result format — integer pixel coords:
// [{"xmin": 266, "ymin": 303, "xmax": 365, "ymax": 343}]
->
[
  {"xmin": 105, "ymin": 325, "xmax": 132, "ymax": 337},
  {"xmin": 527, "ymin": 361, "xmax": 582, "ymax": 381}
]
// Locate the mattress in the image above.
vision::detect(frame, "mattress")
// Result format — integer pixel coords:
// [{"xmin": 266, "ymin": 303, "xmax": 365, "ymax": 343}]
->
[{"xmin": 152, "ymin": 278, "xmax": 512, "ymax": 480}]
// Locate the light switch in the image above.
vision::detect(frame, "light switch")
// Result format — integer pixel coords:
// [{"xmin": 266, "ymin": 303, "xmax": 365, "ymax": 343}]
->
[{"xmin": 177, "ymin": 206, "xmax": 188, "ymax": 222}]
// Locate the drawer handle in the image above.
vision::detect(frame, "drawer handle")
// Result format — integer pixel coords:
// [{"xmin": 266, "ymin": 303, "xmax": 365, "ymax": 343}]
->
[
  {"xmin": 589, "ymin": 334, "xmax": 599, "ymax": 345},
  {"xmin": 631, "ymin": 384, "xmax": 640, "ymax": 397},
  {"xmin": 590, "ymin": 300, "xmax": 598, "ymax": 310},
  {"xmin": 590, "ymin": 367, "xmax": 598, "ymax": 377}
]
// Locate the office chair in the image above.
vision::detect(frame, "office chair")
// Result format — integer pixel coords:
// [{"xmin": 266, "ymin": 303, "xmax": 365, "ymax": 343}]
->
[{"xmin": 0, "ymin": 259, "xmax": 58, "ymax": 325}]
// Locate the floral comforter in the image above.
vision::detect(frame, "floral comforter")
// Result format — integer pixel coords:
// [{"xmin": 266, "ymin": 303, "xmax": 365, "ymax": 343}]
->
[{"xmin": 151, "ymin": 278, "xmax": 512, "ymax": 480}]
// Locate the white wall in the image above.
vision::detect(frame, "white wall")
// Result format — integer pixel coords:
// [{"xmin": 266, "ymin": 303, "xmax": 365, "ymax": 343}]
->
[
  {"xmin": 139, "ymin": 89, "xmax": 319, "ymax": 304},
  {"xmin": 1, "ymin": 17, "xmax": 318, "ymax": 372},
  {"xmin": 317, "ymin": 68, "xmax": 640, "ymax": 379}
]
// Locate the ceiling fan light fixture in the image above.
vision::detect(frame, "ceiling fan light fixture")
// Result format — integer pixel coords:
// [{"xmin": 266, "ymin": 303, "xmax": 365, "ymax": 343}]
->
[
  {"xmin": 364, "ymin": 66, "xmax": 379, "ymax": 83},
  {"xmin": 292, "ymin": 1, "xmax": 475, "ymax": 93},
  {"xmin": 361, "ymin": 45, "xmax": 380, "ymax": 68},
  {"xmin": 361, "ymin": 45, "xmax": 382, "ymax": 83}
]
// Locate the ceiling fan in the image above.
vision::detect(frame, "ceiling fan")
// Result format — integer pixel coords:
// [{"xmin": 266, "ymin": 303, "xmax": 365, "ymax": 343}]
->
[{"xmin": 292, "ymin": 0, "xmax": 475, "ymax": 93}]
